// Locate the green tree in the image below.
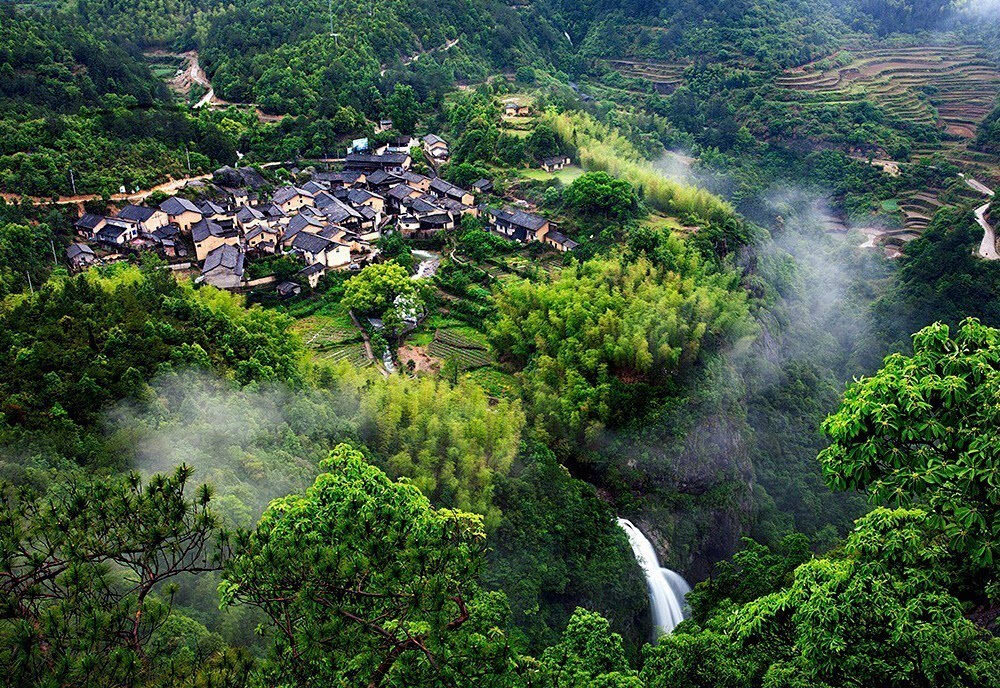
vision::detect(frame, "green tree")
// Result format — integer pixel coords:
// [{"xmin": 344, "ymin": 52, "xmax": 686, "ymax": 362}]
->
[
  {"xmin": 563, "ymin": 172, "xmax": 641, "ymax": 223},
  {"xmin": 821, "ymin": 318, "xmax": 1000, "ymax": 569},
  {"xmin": 0, "ymin": 466, "xmax": 223, "ymax": 687},
  {"xmin": 343, "ymin": 261, "xmax": 421, "ymax": 316},
  {"xmin": 538, "ymin": 608, "xmax": 641, "ymax": 688},
  {"xmin": 385, "ymin": 83, "xmax": 421, "ymax": 134},
  {"xmin": 643, "ymin": 508, "xmax": 1000, "ymax": 688},
  {"xmin": 220, "ymin": 443, "xmax": 517, "ymax": 687},
  {"xmin": 526, "ymin": 123, "xmax": 561, "ymax": 162}
]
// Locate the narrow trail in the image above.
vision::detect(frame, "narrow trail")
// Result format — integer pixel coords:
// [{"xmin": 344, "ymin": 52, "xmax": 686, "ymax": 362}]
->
[
  {"xmin": 380, "ymin": 37, "xmax": 460, "ymax": 77},
  {"xmin": 1, "ymin": 158, "xmax": 346, "ymax": 208},
  {"xmin": 960, "ymin": 174, "xmax": 997, "ymax": 260}
]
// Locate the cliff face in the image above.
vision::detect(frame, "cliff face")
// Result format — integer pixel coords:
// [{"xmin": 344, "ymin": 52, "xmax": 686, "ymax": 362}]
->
[{"xmin": 603, "ymin": 355, "xmax": 758, "ymax": 582}]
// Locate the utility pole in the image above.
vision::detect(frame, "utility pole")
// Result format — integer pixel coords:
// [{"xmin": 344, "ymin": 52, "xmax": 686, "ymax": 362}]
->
[
  {"xmin": 25, "ymin": 271, "xmax": 34, "ymax": 295},
  {"xmin": 185, "ymin": 145, "xmax": 192, "ymax": 172},
  {"xmin": 69, "ymin": 168, "xmax": 76, "ymax": 195},
  {"xmin": 50, "ymin": 239, "xmax": 58, "ymax": 264},
  {"xmin": 329, "ymin": 0, "xmax": 335, "ymax": 36}
]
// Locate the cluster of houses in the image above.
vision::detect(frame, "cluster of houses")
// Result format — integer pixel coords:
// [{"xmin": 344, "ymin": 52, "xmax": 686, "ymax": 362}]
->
[{"xmin": 67, "ymin": 142, "xmax": 577, "ymax": 291}]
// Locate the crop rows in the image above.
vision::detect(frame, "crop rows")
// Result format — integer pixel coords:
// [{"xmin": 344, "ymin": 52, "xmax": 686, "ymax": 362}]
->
[{"xmin": 428, "ymin": 330, "xmax": 492, "ymax": 370}]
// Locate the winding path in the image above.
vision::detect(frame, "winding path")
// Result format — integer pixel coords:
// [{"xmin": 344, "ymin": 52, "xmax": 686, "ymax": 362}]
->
[
  {"xmin": 0, "ymin": 158, "xmax": 346, "ymax": 208},
  {"xmin": 961, "ymin": 174, "xmax": 997, "ymax": 260}
]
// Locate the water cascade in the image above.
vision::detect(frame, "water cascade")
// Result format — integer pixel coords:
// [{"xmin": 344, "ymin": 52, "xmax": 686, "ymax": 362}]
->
[{"xmin": 617, "ymin": 518, "xmax": 691, "ymax": 640}]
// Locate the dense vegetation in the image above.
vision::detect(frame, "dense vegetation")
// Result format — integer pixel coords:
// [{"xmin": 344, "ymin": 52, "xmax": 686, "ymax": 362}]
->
[{"xmin": 4, "ymin": 0, "xmax": 1000, "ymax": 685}]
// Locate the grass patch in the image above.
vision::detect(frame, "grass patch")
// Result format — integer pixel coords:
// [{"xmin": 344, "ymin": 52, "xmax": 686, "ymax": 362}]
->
[{"xmin": 518, "ymin": 164, "xmax": 586, "ymax": 184}]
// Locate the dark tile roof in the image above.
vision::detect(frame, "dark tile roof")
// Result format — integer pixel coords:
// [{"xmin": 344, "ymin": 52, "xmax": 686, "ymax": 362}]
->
[
  {"xmin": 545, "ymin": 229, "xmax": 578, "ymax": 249},
  {"xmin": 75, "ymin": 213, "xmax": 106, "ymax": 229},
  {"xmin": 202, "ymin": 244, "xmax": 244, "ymax": 276},
  {"xmin": 292, "ymin": 232, "xmax": 336, "ymax": 255},
  {"xmin": 116, "ymin": 204, "xmax": 156, "ymax": 223},
  {"xmin": 159, "ymin": 197, "xmax": 202, "ymax": 215},
  {"xmin": 492, "ymin": 206, "xmax": 548, "ymax": 231},
  {"xmin": 191, "ymin": 218, "xmax": 236, "ymax": 242},
  {"xmin": 66, "ymin": 243, "xmax": 95, "ymax": 259},
  {"xmin": 197, "ymin": 200, "xmax": 227, "ymax": 216},
  {"xmin": 273, "ymin": 186, "xmax": 312, "ymax": 205}
]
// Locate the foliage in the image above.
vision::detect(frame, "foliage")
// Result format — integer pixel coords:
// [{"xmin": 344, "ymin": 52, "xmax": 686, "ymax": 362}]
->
[
  {"xmin": 0, "ymin": 466, "xmax": 223, "ymax": 687},
  {"xmin": 821, "ymin": 318, "xmax": 1000, "ymax": 570},
  {"xmin": 343, "ymin": 261, "xmax": 422, "ymax": 320},
  {"xmin": 538, "ymin": 608, "xmax": 641, "ymax": 688},
  {"xmin": 221, "ymin": 443, "xmax": 518, "ymax": 687},
  {"xmin": 340, "ymin": 368, "xmax": 525, "ymax": 526},
  {"xmin": 563, "ymin": 171, "xmax": 641, "ymax": 224},
  {"xmin": 0, "ymin": 265, "xmax": 300, "ymax": 465},
  {"xmin": 643, "ymin": 508, "xmax": 1000, "ymax": 688},
  {"xmin": 485, "ymin": 444, "xmax": 649, "ymax": 655},
  {"xmin": 488, "ymin": 256, "xmax": 753, "ymax": 445}
]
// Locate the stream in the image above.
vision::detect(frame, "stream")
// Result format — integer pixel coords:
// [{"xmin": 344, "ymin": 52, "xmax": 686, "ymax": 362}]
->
[
  {"xmin": 411, "ymin": 249, "xmax": 441, "ymax": 279},
  {"xmin": 617, "ymin": 518, "xmax": 691, "ymax": 640}
]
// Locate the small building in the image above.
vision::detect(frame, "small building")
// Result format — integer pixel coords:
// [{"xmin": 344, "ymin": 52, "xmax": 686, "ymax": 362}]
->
[
  {"xmin": 386, "ymin": 135, "xmax": 418, "ymax": 154},
  {"xmin": 344, "ymin": 152, "xmax": 411, "ymax": 174},
  {"xmin": 543, "ymin": 229, "xmax": 579, "ymax": 252},
  {"xmin": 471, "ymin": 178, "xmax": 494, "ymax": 195},
  {"xmin": 95, "ymin": 219, "xmax": 138, "ymax": 246},
  {"xmin": 272, "ymin": 186, "xmax": 315, "ymax": 214},
  {"xmin": 197, "ymin": 200, "xmax": 230, "ymax": 220},
  {"xmin": 375, "ymin": 118, "xmax": 393, "ymax": 134},
  {"xmin": 428, "ymin": 178, "xmax": 474, "ymax": 206},
  {"xmin": 115, "ymin": 204, "xmax": 168, "ymax": 235},
  {"xmin": 290, "ymin": 231, "xmax": 350, "ymax": 269},
  {"xmin": 74, "ymin": 213, "xmax": 106, "ymax": 237},
  {"xmin": 486, "ymin": 206, "xmax": 550, "ymax": 243},
  {"xmin": 159, "ymin": 197, "xmax": 203, "ymax": 232},
  {"xmin": 192, "ymin": 217, "xmax": 240, "ymax": 262},
  {"xmin": 541, "ymin": 155, "xmax": 571, "ymax": 172},
  {"xmin": 298, "ymin": 261, "xmax": 326, "ymax": 289},
  {"xmin": 201, "ymin": 244, "xmax": 245, "ymax": 290},
  {"xmin": 66, "ymin": 243, "xmax": 96, "ymax": 271},
  {"xmin": 502, "ymin": 100, "xmax": 530, "ymax": 117},
  {"xmin": 421, "ymin": 134, "xmax": 449, "ymax": 162},
  {"xmin": 276, "ymin": 281, "xmax": 302, "ymax": 298}
]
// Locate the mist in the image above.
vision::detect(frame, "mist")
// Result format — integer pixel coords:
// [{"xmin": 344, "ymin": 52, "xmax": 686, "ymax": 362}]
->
[{"xmin": 104, "ymin": 370, "xmax": 360, "ymax": 528}]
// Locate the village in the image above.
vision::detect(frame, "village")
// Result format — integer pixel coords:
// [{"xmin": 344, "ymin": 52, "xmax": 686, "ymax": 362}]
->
[{"xmin": 65, "ymin": 125, "xmax": 578, "ymax": 295}]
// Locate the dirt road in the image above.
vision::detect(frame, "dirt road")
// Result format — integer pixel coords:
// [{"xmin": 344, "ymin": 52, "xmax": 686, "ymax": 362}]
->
[{"xmin": 976, "ymin": 203, "xmax": 998, "ymax": 260}]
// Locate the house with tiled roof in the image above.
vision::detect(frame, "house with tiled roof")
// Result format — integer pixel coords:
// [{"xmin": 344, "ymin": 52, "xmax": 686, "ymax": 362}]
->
[{"xmin": 201, "ymin": 244, "xmax": 245, "ymax": 289}]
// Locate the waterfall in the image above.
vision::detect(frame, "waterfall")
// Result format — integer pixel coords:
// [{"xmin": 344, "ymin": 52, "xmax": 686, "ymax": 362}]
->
[{"xmin": 617, "ymin": 518, "xmax": 691, "ymax": 640}]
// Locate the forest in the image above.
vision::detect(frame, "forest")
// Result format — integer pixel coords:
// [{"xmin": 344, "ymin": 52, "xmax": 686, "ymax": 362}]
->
[{"xmin": 3, "ymin": 0, "xmax": 1000, "ymax": 686}]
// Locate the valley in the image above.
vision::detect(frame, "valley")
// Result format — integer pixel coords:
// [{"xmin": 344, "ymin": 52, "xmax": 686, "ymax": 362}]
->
[{"xmin": 2, "ymin": 0, "xmax": 1000, "ymax": 686}]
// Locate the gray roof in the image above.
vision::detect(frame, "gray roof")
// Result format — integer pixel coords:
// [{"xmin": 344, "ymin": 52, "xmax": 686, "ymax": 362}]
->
[
  {"xmin": 422, "ymin": 134, "xmax": 446, "ymax": 146},
  {"xmin": 116, "ymin": 204, "xmax": 156, "ymax": 222},
  {"xmin": 542, "ymin": 155, "xmax": 570, "ymax": 166},
  {"xmin": 202, "ymin": 244, "xmax": 244, "ymax": 276},
  {"xmin": 545, "ymin": 230, "xmax": 578, "ymax": 249},
  {"xmin": 273, "ymin": 186, "xmax": 313, "ymax": 205},
  {"xmin": 236, "ymin": 205, "xmax": 265, "ymax": 223},
  {"xmin": 159, "ymin": 196, "xmax": 202, "ymax": 215},
  {"xmin": 292, "ymin": 232, "xmax": 336, "ymax": 255},
  {"xmin": 75, "ymin": 213, "xmax": 105, "ymax": 229},
  {"xmin": 191, "ymin": 218, "xmax": 237, "ymax": 242},
  {"xmin": 198, "ymin": 200, "xmax": 227, "ymax": 216},
  {"xmin": 66, "ymin": 243, "xmax": 95, "ymax": 259},
  {"xmin": 493, "ymin": 206, "xmax": 548, "ymax": 231}
]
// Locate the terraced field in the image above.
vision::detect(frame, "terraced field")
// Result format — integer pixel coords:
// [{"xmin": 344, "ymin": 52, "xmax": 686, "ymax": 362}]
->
[
  {"xmin": 776, "ymin": 44, "xmax": 1000, "ymax": 149},
  {"xmin": 427, "ymin": 330, "xmax": 492, "ymax": 370},
  {"xmin": 604, "ymin": 59, "xmax": 688, "ymax": 94},
  {"xmin": 294, "ymin": 315, "xmax": 370, "ymax": 366}
]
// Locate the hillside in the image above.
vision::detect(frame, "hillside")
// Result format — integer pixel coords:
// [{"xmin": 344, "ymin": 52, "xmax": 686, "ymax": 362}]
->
[{"xmin": 3, "ymin": 0, "xmax": 1000, "ymax": 686}]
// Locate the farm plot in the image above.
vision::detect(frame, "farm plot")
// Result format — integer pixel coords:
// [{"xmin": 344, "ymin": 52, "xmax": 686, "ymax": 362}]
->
[
  {"xmin": 427, "ymin": 330, "xmax": 492, "ymax": 370},
  {"xmin": 604, "ymin": 59, "xmax": 688, "ymax": 94},
  {"xmin": 293, "ymin": 315, "xmax": 368, "ymax": 365},
  {"xmin": 774, "ymin": 44, "xmax": 1000, "ymax": 142}
]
